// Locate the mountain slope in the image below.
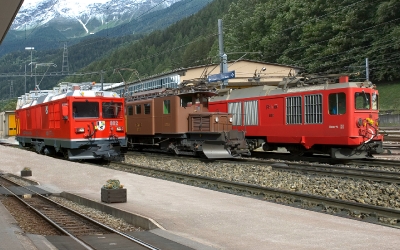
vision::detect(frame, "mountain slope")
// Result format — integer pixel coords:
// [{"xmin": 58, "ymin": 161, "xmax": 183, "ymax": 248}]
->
[
  {"xmin": 0, "ymin": 0, "xmax": 210, "ymax": 57},
  {"xmin": 0, "ymin": 0, "xmax": 216, "ymax": 99},
  {"xmin": 13, "ymin": 0, "xmax": 180, "ymax": 36}
]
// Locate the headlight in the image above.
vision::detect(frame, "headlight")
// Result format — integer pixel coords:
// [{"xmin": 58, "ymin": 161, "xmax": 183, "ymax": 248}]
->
[
  {"xmin": 75, "ymin": 128, "xmax": 85, "ymax": 133},
  {"xmin": 356, "ymin": 118, "xmax": 363, "ymax": 127}
]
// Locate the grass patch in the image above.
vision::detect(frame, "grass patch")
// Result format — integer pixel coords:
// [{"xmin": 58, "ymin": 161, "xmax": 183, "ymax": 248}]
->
[{"xmin": 376, "ymin": 82, "xmax": 400, "ymax": 113}]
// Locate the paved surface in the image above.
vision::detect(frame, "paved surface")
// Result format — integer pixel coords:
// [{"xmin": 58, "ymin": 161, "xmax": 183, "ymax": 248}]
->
[{"xmin": 1, "ymin": 144, "xmax": 400, "ymax": 249}]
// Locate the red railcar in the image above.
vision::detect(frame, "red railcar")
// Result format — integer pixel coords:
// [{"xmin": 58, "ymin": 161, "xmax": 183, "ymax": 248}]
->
[
  {"xmin": 15, "ymin": 83, "xmax": 127, "ymax": 160},
  {"xmin": 208, "ymin": 78, "xmax": 383, "ymax": 159}
]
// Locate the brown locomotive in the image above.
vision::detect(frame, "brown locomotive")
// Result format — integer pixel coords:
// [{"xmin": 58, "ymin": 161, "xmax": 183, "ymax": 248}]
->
[{"xmin": 125, "ymin": 84, "xmax": 250, "ymax": 158}]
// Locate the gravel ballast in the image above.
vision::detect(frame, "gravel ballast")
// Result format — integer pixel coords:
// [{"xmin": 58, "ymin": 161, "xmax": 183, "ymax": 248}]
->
[{"xmin": 124, "ymin": 155, "xmax": 400, "ymax": 210}]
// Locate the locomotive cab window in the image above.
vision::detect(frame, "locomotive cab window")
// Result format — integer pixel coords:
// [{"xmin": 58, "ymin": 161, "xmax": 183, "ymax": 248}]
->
[
  {"xmin": 136, "ymin": 105, "xmax": 141, "ymax": 114},
  {"xmin": 72, "ymin": 102, "xmax": 99, "ymax": 118},
  {"xmin": 163, "ymin": 100, "xmax": 170, "ymax": 114},
  {"xmin": 372, "ymin": 92, "xmax": 378, "ymax": 110},
  {"xmin": 329, "ymin": 93, "xmax": 346, "ymax": 115},
  {"xmin": 144, "ymin": 103, "xmax": 151, "ymax": 114},
  {"xmin": 127, "ymin": 106, "xmax": 133, "ymax": 116},
  {"xmin": 355, "ymin": 92, "xmax": 371, "ymax": 110},
  {"xmin": 102, "ymin": 102, "xmax": 123, "ymax": 118},
  {"xmin": 202, "ymin": 96, "xmax": 208, "ymax": 108},
  {"xmin": 180, "ymin": 96, "xmax": 192, "ymax": 107}
]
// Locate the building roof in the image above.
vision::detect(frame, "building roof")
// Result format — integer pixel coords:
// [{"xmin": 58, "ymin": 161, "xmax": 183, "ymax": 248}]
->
[
  {"xmin": 125, "ymin": 59, "xmax": 303, "ymax": 85},
  {"xmin": 0, "ymin": 0, "xmax": 24, "ymax": 45},
  {"xmin": 184, "ymin": 59, "xmax": 304, "ymax": 72}
]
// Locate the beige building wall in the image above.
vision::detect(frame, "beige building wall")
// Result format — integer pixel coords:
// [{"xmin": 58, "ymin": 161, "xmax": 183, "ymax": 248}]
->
[{"xmin": 180, "ymin": 60, "xmax": 301, "ymax": 88}]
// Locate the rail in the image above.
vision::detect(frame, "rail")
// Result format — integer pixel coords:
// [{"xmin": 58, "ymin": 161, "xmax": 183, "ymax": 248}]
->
[
  {"xmin": 107, "ymin": 159, "xmax": 400, "ymax": 229},
  {"xmin": 0, "ymin": 175, "xmax": 159, "ymax": 250}
]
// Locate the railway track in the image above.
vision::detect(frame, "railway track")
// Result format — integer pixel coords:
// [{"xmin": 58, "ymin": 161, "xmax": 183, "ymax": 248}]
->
[
  {"xmin": 0, "ymin": 175, "xmax": 159, "ymax": 250},
  {"xmin": 125, "ymin": 151, "xmax": 400, "ymax": 183},
  {"xmin": 106, "ymin": 159, "xmax": 400, "ymax": 229},
  {"xmin": 381, "ymin": 127, "xmax": 400, "ymax": 143}
]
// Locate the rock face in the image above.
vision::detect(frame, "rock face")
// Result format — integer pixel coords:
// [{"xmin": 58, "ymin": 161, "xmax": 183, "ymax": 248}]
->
[{"xmin": 12, "ymin": 0, "xmax": 180, "ymax": 37}]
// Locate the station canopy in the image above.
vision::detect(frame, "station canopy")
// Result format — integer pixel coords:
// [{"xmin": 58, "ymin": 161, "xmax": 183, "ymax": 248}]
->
[{"xmin": 0, "ymin": 0, "xmax": 24, "ymax": 45}]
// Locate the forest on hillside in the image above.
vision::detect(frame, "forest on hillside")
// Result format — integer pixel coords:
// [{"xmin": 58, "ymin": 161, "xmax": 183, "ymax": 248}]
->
[
  {"xmin": 0, "ymin": 0, "xmax": 399, "ymax": 101},
  {"xmin": 223, "ymin": 0, "xmax": 400, "ymax": 81},
  {"xmin": 70, "ymin": 0, "xmax": 400, "ymax": 84}
]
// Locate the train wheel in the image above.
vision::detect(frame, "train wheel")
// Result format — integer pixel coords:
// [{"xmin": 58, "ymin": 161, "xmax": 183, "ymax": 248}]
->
[{"xmin": 62, "ymin": 149, "xmax": 69, "ymax": 159}]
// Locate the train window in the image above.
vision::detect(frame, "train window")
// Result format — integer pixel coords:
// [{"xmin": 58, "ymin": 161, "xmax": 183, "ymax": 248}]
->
[
  {"xmin": 136, "ymin": 105, "xmax": 141, "ymax": 114},
  {"xmin": 228, "ymin": 102, "xmax": 242, "ymax": 125},
  {"xmin": 128, "ymin": 106, "xmax": 133, "ymax": 116},
  {"xmin": 144, "ymin": 103, "xmax": 151, "ymax": 114},
  {"xmin": 180, "ymin": 96, "xmax": 192, "ymax": 107},
  {"xmin": 286, "ymin": 96, "xmax": 302, "ymax": 124},
  {"xmin": 355, "ymin": 92, "xmax": 371, "ymax": 110},
  {"xmin": 202, "ymin": 96, "xmax": 208, "ymax": 108},
  {"xmin": 372, "ymin": 92, "xmax": 378, "ymax": 110},
  {"xmin": 163, "ymin": 100, "xmax": 171, "ymax": 114},
  {"xmin": 329, "ymin": 93, "xmax": 346, "ymax": 115},
  {"xmin": 244, "ymin": 100, "xmax": 258, "ymax": 125},
  {"xmin": 73, "ymin": 102, "xmax": 99, "ymax": 118},
  {"xmin": 102, "ymin": 102, "xmax": 123, "ymax": 119},
  {"xmin": 304, "ymin": 94, "xmax": 322, "ymax": 124}
]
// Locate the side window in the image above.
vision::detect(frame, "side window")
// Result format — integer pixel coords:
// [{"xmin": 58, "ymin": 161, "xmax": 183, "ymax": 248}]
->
[
  {"xmin": 329, "ymin": 93, "xmax": 346, "ymax": 115},
  {"xmin": 304, "ymin": 94, "xmax": 322, "ymax": 124},
  {"xmin": 163, "ymin": 100, "xmax": 170, "ymax": 114},
  {"xmin": 136, "ymin": 105, "xmax": 141, "ymax": 114},
  {"xmin": 286, "ymin": 96, "xmax": 302, "ymax": 124},
  {"xmin": 372, "ymin": 92, "xmax": 378, "ymax": 110},
  {"xmin": 228, "ymin": 102, "xmax": 242, "ymax": 125},
  {"xmin": 180, "ymin": 96, "xmax": 192, "ymax": 107},
  {"xmin": 202, "ymin": 96, "xmax": 208, "ymax": 108},
  {"xmin": 128, "ymin": 106, "xmax": 133, "ymax": 116},
  {"xmin": 102, "ymin": 102, "xmax": 123, "ymax": 119},
  {"xmin": 144, "ymin": 103, "xmax": 151, "ymax": 114},
  {"xmin": 355, "ymin": 92, "xmax": 371, "ymax": 110}
]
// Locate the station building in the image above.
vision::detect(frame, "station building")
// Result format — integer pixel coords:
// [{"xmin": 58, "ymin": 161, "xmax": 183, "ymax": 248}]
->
[{"xmin": 109, "ymin": 60, "xmax": 302, "ymax": 96}]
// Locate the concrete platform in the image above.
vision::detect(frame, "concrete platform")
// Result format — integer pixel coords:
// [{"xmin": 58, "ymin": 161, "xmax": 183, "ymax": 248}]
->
[
  {"xmin": 1, "ymin": 145, "xmax": 400, "ymax": 249},
  {"xmin": 0, "ymin": 136, "xmax": 18, "ymax": 145}
]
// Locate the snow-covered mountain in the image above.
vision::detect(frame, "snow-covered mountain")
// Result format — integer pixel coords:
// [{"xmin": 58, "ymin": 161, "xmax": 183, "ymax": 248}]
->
[{"xmin": 12, "ymin": 0, "xmax": 180, "ymax": 37}]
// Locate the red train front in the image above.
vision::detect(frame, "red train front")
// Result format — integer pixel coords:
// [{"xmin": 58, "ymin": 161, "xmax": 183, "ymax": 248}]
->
[
  {"xmin": 15, "ymin": 83, "xmax": 127, "ymax": 160},
  {"xmin": 209, "ymin": 77, "xmax": 383, "ymax": 159}
]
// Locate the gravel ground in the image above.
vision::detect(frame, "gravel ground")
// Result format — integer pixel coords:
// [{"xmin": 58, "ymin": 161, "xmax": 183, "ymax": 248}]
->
[
  {"xmin": 48, "ymin": 196, "xmax": 143, "ymax": 232},
  {"xmin": 0, "ymin": 176, "xmax": 143, "ymax": 236},
  {"xmin": 124, "ymin": 154, "xmax": 400, "ymax": 210},
  {"xmin": 1, "ymin": 196, "xmax": 62, "ymax": 236}
]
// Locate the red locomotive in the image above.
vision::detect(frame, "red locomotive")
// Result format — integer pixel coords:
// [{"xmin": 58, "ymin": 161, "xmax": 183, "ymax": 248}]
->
[
  {"xmin": 15, "ymin": 83, "xmax": 127, "ymax": 160},
  {"xmin": 208, "ymin": 76, "xmax": 383, "ymax": 159},
  {"xmin": 124, "ymin": 83, "xmax": 250, "ymax": 158}
]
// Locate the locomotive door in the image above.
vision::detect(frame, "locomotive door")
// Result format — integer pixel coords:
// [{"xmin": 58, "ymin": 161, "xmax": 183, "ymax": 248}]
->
[
  {"xmin": 260, "ymin": 97, "xmax": 284, "ymax": 125},
  {"xmin": 162, "ymin": 99, "xmax": 173, "ymax": 133},
  {"xmin": 8, "ymin": 114, "xmax": 16, "ymax": 136}
]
